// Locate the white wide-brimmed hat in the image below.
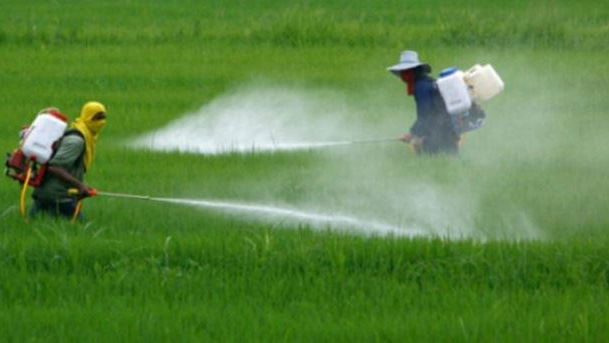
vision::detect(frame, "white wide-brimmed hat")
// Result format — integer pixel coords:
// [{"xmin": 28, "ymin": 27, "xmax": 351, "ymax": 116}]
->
[{"xmin": 387, "ymin": 50, "xmax": 427, "ymax": 75}]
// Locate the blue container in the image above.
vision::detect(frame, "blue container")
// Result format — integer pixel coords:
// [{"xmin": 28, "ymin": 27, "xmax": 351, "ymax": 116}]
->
[{"xmin": 439, "ymin": 67, "xmax": 458, "ymax": 78}]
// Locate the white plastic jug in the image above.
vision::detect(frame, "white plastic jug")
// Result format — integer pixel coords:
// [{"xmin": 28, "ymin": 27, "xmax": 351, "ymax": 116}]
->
[
  {"xmin": 21, "ymin": 111, "xmax": 68, "ymax": 164},
  {"xmin": 437, "ymin": 69, "xmax": 472, "ymax": 115},
  {"xmin": 464, "ymin": 64, "xmax": 504, "ymax": 103}
]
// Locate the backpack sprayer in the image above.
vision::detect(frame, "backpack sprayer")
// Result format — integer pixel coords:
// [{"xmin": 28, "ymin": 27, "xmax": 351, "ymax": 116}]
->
[
  {"xmin": 436, "ymin": 64, "xmax": 504, "ymax": 134},
  {"xmin": 5, "ymin": 109, "xmax": 69, "ymax": 217}
]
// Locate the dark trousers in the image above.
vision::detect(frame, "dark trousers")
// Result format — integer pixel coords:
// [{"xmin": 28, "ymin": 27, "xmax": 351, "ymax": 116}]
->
[
  {"xmin": 29, "ymin": 198, "xmax": 82, "ymax": 220},
  {"xmin": 421, "ymin": 141, "xmax": 459, "ymax": 155}
]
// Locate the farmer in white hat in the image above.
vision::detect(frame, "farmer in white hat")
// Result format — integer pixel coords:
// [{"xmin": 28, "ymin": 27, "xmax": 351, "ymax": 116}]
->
[{"xmin": 388, "ymin": 50, "xmax": 459, "ymax": 155}]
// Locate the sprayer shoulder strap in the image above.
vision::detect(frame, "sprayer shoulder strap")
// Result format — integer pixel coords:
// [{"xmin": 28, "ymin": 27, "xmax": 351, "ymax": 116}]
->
[{"xmin": 63, "ymin": 129, "xmax": 84, "ymax": 140}]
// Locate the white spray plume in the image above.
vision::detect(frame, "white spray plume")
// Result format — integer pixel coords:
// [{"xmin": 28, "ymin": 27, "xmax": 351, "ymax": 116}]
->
[
  {"xmin": 130, "ymin": 83, "xmax": 543, "ymax": 240},
  {"xmin": 153, "ymin": 197, "xmax": 426, "ymax": 238},
  {"xmin": 131, "ymin": 85, "xmax": 379, "ymax": 154}
]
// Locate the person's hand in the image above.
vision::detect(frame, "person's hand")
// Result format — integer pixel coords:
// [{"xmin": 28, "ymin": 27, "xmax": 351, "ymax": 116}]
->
[
  {"xmin": 410, "ymin": 136, "xmax": 423, "ymax": 147},
  {"xmin": 77, "ymin": 183, "xmax": 89, "ymax": 196},
  {"xmin": 76, "ymin": 184, "xmax": 98, "ymax": 199},
  {"xmin": 399, "ymin": 133, "xmax": 412, "ymax": 143},
  {"xmin": 409, "ymin": 136, "xmax": 424, "ymax": 153},
  {"xmin": 68, "ymin": 187, "xmax": 98, "ymax": 199}
]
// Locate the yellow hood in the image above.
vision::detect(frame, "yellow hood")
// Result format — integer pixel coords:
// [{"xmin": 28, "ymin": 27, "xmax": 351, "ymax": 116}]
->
[{"xmin": 71, "ymin": 101, "xmax": 107, "ymax": 170}]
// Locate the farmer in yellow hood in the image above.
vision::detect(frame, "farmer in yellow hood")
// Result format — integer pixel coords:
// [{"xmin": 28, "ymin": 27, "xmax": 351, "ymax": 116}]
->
[{"xmin": 31, "ymin": 101, "xmax": 107, "ymax": 219}]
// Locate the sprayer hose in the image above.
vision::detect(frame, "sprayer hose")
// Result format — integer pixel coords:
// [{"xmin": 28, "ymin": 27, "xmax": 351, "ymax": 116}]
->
[
  {"xmin": 71, "ymin": 201, "xmax": 83, "ymax": 224},
  {"xmin": 19, "ymin": 164, "xmax": 32, "ymax": 217}
]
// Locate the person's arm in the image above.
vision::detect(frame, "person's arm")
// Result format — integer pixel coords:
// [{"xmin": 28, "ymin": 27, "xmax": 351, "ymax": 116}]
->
[
  {"xmin": 404, "ymin": 80, "xmax": 434, "ymax": 143},
  {"xmin": 47, "ymin": 166, "xmax": 91, "ymax": 195},
  {"xmin": 47, "ymin": 135, "xmax": 92, "ymax": 197}
]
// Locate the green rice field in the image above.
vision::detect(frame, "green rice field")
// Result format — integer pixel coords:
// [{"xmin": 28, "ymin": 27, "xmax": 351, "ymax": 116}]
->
[{"xmin": 1, "ymin": 0, "xmax": 609, "ymax": 341}]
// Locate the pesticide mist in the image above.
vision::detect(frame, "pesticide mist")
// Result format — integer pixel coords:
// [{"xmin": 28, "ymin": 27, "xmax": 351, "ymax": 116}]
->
[
  {"xmin": 151, "ymin": 197, "xmax": 425, "ymax": 237},
  {"xmin": 132, "ymin": 83, "xmax": 547, "ymax": 240},
  {"xmin": 132, "ymin": 85, "xmax": 381, "ymax": 154}
]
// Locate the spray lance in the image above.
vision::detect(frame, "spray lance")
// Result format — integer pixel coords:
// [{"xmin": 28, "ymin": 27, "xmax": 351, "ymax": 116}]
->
[
  {"xmin": 289, "ymin": 137, "xmax": 415, "ymax": 150},
  {"xmin": 68, "ymin": 188, "xmax": 153, "ymax": 223},
  {"xmin": 326, "ymin": 137, "xmax": 400, "ymax": 146},
  {"xmin": 331, "ymin": 137, "xmax": 423, "ymax": 154}
]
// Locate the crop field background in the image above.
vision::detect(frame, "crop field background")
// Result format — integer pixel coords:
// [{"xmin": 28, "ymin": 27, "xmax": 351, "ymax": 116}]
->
[{"xmin": 1, "ymin": 0, "xmax": 609, "ymax": 341}]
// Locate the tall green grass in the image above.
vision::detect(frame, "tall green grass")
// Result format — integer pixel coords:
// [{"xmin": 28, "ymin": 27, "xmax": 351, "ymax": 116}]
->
[
  {"xmin": 1, "ymin": 217, "xmax": 609, "ymax": 341},
  {"xmin": 0, "ymin": 1, "xmax": 607, "ymax": 49}
]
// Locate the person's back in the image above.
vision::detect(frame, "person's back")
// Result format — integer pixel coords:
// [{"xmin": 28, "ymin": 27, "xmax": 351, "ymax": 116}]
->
[
  {"xmin": 31, "ymin": 130, "xmax": 86, "ymax": 217},
  {"xmin": 411, "ymin": 73, "xmax": 459, "ymax": 154}
]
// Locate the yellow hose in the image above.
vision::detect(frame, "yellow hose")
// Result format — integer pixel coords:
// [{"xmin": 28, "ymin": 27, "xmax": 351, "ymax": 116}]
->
[
  {"xmin": 19, "ymin": 163, "xmax": 32, "ymax": 217},
  {"xmin": 71, "ymin": 200, "xmax": 83, "ymax": 224}
]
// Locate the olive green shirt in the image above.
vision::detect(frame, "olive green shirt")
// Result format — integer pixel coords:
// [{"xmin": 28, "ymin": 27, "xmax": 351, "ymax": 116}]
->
[{"xmin": 32, "ymin": 135, "xmax": 85, "ymax": 202}]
